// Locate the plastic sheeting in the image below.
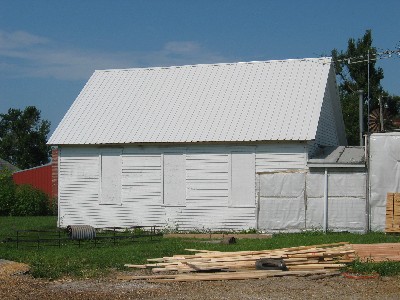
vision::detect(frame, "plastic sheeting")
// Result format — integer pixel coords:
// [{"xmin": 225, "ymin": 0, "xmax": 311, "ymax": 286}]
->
[
  {"xmin": 258, "ymin": 172, "xmax": 306, "ymax": 231},
  {"xmin": 258, "ymin": 171, "xmax": 366, "ymax": 232},
  {"xmin": 369, "ymin": 133, "xmax": 400, "ymax": 231},
  {"xmin": 306, "ymin": 172, "xmax": 366, "ymax": 232}
]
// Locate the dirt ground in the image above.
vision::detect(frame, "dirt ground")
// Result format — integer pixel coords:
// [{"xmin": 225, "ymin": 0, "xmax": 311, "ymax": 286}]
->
[{"xmin": 1, "ymin": 267, "xmax": 400, "ymax": 300}]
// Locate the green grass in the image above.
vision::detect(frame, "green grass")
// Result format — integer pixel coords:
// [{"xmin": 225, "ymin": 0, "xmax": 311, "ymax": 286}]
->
[
  {"xmin": 1, "ymin": 216, "xmax": 400, "ymax": 279},
  {"xmin": 347, "ymin": 259, "xmax": 400, "ymax": 277}
]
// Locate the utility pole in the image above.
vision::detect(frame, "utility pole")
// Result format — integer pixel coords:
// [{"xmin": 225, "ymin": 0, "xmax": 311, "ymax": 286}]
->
[
  {"xmin": 358, "ymin": 90, "xmax": 364, "ymax": 146},
  {"xmin": 378, "ymin": 96, "xmax": 384, "ymax": 132},
  {"xmin": 367, "ymin": 49, "xmax": 370, "ymax": 135}
]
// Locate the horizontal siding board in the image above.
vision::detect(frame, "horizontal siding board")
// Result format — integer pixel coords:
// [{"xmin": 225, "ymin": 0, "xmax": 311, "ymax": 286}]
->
[{"xmin": 256, "ymin": 144, "xmax": 307, "ymax": 172}]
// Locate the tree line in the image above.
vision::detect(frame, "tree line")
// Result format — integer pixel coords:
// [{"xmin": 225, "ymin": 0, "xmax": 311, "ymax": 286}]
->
[{"xmin": 332, "ymin": 30, "xmax": 400, "ymax": 145}]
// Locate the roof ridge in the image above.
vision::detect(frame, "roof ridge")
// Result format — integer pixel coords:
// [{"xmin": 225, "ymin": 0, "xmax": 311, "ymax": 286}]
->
[{"xmin": 97, "ymin": 57, "xmax": 332, "ymax": 73}]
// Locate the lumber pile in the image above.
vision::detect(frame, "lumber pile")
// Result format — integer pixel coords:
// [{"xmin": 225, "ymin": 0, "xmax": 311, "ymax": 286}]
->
[
  {"xmin": 386, "ymin": 193, "xmax": 400, "ymax": 233},
  {"xmin": 120, "ymin": 242, "xmax": 354, "ymax": 282},
  {"xmin": 351, "ymin": 243, "xmax": 400, "ymax": 262}
]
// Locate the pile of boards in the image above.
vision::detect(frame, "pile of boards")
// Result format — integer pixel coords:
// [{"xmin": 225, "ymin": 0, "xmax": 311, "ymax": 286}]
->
[
  {"xmin": 386, "ymin": 193, "xmax": 400, "ymax": 233},
  {"xmin": 120, "ymin": 242, "xmax": 355, "ymax": 282}
]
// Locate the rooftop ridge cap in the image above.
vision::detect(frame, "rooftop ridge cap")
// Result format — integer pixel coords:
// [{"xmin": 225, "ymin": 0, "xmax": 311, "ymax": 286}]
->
[{"xmin": 94, "ymin": 57, "xmax": 332, "ymax": 73}]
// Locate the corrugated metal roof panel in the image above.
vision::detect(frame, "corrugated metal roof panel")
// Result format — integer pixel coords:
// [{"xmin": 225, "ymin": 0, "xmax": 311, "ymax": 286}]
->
[
  {"xmin": 48, "ymin": 57, "xmax": 333, "ymax": 145},
  {"xmin": 0, "ymin": 158, "xmax": 20, "ymax": 172},
  {"xmin": 308, "ymin": 146, "xmax": 365, "ymax": 167}
]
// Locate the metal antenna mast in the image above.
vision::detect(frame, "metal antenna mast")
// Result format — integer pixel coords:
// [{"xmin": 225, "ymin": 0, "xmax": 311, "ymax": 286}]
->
[{"xmin": 367, "ymin": 49, "xmax": 370, "ymax": 135}]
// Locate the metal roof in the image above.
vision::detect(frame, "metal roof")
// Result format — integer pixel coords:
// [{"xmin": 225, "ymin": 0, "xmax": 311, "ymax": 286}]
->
[
  {"xmin": 308, "ymin": 146, "xmax": 365, "ymax": 168},
  {"xmin": 0, "ymin": 158, "xmax": 20, "ymax": 172},
  {"xmin": 48, "ymin": 57, "xmax": 334, "ymax": 145}
]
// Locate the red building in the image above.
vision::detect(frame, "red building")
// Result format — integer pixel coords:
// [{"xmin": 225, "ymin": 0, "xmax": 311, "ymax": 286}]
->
[{"xmin": 12, "ymin": 149, "xmax": 58, "ymax": 199}]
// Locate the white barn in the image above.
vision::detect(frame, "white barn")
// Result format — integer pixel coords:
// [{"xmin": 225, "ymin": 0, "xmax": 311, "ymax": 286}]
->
[{"xmin": 48, "ymin": 57, "xmax": 347, "ymax": 231}]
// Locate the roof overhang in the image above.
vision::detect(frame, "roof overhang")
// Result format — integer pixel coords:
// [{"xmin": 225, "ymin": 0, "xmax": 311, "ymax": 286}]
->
[{"xmin": 307, "ymin": 146, "xmax": 366, "ymax": 169}]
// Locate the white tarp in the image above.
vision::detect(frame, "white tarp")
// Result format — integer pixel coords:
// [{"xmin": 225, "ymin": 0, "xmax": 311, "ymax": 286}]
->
[
  {"xmin": 258, "ymin": 172, "xmax": 306, "ymax": 231},
  {"xmin": 369, "ymin": 133, "xmax": 400, "ymax": 231},
  {"xmin": 258, "ymin": 171, "xmax": 366, "ymax": 232},
  {"xmin": 306, "ymin": 172, "xmax": 366, "ymax": 232}
]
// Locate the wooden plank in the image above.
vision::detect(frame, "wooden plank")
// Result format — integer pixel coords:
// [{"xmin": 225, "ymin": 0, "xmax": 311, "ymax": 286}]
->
[
  {"xmin": 124, "ymin": 242, "xmax": 355, "ymax": 281},
  {"xmin": 288, "ymin": 263, "xmax": 345, "ymax": 270},
  {"xmin": 386, "ymin": 193, "xmax": 400, "ymax": 232},
  {"xmin": 124, "ymin": 264, "xmax": 147, "ymax": 269},
  {"xmin": 117, "ymin": 274, "xmax": 179, "ymax": 280}
]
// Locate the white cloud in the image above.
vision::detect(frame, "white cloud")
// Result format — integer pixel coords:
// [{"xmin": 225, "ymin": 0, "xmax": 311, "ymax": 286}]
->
[
  {"xmin": 0, "ymin": 30, "xmax": 48, "ymax": 49},
  {"xmin": 0, "ymin": 30, "xmax": 228, "ymax": 81},
  {"xmin": 164, "ymin": 41, "xmax": 202, "ymax": 54}
]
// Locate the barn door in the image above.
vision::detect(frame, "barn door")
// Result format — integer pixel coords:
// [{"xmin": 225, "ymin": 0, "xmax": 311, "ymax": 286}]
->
[{"xmin": 258, "ymin": 171, "xmax": 306, "ymax": 231}]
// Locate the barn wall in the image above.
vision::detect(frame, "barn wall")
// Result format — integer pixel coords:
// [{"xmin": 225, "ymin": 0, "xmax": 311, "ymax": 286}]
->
[
  {"xmin": 309, "ymin": 67, "xmax": 346, "ymax": 157},
  {"xmin": 51, "ymin": 148, "xmax": 58, "ymax": 199},
  {"xmin": 13, "ymin": 164, "xmax": 52, "ymax": 197},
  {"xmin": 57, "ymin": 143, "xmax": 308, "ymax": 230}
]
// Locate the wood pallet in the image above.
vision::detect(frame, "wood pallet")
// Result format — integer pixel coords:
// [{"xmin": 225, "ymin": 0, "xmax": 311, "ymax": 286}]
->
[
  {"xmin": 386, "ymin": 193, "xmax": 400, "ymax": 233},
  {"xmin": 121, "ymin": 242, "xmax": 354, "ymax": 282}
]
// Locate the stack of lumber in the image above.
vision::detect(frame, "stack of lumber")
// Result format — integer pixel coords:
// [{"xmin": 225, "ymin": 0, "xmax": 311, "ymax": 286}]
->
[
  {"xmin": 120, "ymin": 242, "xmax": 354, "ymax": 282},
  {"xmin": 352, "ymin": 243, "xmax": 400, "ymax": 262},
  {"xmin": 386, "ymin": 193, "xmax": 400, "ymax": 233}
]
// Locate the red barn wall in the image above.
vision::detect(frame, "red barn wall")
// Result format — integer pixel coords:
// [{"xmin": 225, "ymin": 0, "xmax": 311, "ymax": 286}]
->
[
  {"xmin": 51, "ymin": 148, "xmax": 58, "ymax": 199},
  {"xmin": 13, "ymin": 164, "xmax": 53, "ymax": 197}
]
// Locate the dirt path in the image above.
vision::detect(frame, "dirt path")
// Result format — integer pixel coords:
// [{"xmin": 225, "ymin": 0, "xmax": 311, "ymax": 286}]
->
[{"xmin": 1, "ymin": 270, "xmax": 400, "ymax": 300}]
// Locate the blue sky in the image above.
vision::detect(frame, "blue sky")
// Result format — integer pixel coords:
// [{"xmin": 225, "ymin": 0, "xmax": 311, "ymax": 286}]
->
[{"xmin": 1, "ymin": 0, "xmax": 399, "ymax": 134}]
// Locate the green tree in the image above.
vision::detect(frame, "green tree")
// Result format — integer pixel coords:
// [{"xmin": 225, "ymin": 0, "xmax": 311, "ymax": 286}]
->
[
  {"xmin": 0, "ymin": 169, "xmax": 15, "ymax": 215},
  {"xmin": 0, "ymin": 106, "xmax": 51, "ymax": 169},
  {"xmin": 331, "ymin": 30, "xmax": 398, "ymax": 145}
]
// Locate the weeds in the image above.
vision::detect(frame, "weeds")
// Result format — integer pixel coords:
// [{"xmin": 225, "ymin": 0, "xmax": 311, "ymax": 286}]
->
[{"xmin": 346, "ymin": 258, "xmax": 400, "ymax": 276}]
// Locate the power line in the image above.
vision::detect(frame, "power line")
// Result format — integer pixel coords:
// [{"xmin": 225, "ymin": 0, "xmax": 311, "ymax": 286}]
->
[
  {"xmin": 335, "ymin": 47, "xmax": 400, "ymax": 65},
  {"xmin": 333, "ymin": 46, "xmax": 400, "ymax": 136}
]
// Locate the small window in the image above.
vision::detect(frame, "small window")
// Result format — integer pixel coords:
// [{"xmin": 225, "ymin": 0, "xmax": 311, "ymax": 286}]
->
[{"xmin": 100, "ymin": 149, "xmax": 122, "ymax": 205}]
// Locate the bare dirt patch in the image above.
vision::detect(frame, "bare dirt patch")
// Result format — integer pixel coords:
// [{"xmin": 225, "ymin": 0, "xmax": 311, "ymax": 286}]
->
[{"xmin": 1, "ymin": 269, "xmax": 400, "ymax": 300}]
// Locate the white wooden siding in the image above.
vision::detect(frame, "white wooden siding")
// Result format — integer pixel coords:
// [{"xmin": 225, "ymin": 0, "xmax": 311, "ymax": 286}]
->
[
  {"xmin": 314, "ymin": 85, "xmax": 339, "ymax": 147},
  {"xmin": 58, "ymin": 143, "xmax": 308, "ymax": 230},
  {"xmin": 255, "ymin": 144, "xmax": 307, "ymax": 172},
  {"xmin": 121, "ymin": 153, "xmax": 165, "ymax": 226},
  {"xmin": 58, "ymin": 148, "xmax": 101, "ymax": 226},
  {"xmin": 186, "ymin": 151, "xmax": 229, "ymax": 207}
]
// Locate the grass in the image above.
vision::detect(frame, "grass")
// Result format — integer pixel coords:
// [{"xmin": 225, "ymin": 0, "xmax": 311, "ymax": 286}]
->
[{"xmin": 1, "ymin": 216, "xmax": 400, "ymax": 279}]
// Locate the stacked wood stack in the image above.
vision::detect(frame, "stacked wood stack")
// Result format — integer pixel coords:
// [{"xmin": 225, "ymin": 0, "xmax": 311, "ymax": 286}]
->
[
  {"xmin": 352, "ymin": 243, "xmax": 400, "ymax": 262},
  {"xmin": 386, "ymin": 193, "xmax": 400, "ymax": 233},
  {"xmin": 120, "ymin": 242, "xmax": 355, "ymax": 282}
]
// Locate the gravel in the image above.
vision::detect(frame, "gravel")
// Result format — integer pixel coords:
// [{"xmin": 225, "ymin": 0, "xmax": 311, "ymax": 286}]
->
[{"xmin": 1, "ymin": 270, "xmax": 400, "ymax": 300}]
